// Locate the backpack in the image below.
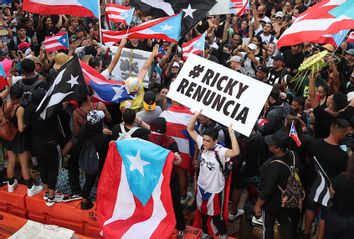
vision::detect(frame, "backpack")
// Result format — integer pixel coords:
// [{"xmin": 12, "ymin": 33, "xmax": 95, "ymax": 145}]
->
[
  {"xmin": 0, "ymin": 104, "xmax": 18, "ymax": 141},
  {"xmin": 18, "ymin": 77, "xmax": 42, "ymax": 107},
  {"xmin": 79, "ymin": 139, "xmax": 99, "ymax": 175},
  {"xmin": 117, "ymin": 124, "xmax": 138, "ymax": 140},
  {"xmin": 271, "ymin": 151, "xmax": 305, "ymax": 210},
  {"xmin": 201, "ymin": 145, "xmax": 233, "ymax": 178}
]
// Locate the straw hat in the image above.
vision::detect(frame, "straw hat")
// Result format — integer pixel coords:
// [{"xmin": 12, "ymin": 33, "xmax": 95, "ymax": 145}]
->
[
  {"xmin": 53, "ymin": 53, "xmax": 72, "ymax": 70},
  {"xmin": 321, "ymin": 43, "xmax": 335, "ymax": 52}
]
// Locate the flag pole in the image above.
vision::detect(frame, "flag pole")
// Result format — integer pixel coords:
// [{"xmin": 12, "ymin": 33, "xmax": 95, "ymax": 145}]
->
[{"xmin": 98, "ymin": 0, "xmax": 103, "ymax": 44}]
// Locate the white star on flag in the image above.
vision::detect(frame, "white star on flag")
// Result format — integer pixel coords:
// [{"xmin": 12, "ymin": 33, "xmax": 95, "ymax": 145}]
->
[
  {"xmin": 127, "ymin": 150, "xmax": 150, "ymax": 176},
  {"xmin": 67, "ymin": 74, "xmax": 79, "ymax": 88},
  {"xmin": 111, "ymin": 86, "xmax": 124, "ymax": 102},
  {"xmin": 160, "ymin": 23, "xmax": 173, "ymax": 31},
  {"xmin": 182, "ymin": 4, "xmax": 196, "ymax": 19}
]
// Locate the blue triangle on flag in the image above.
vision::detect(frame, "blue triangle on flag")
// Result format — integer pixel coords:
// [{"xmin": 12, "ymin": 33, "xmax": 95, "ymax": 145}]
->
[
  {"xmin": 117, "ymin": 139, "xmax": 170, "ymax": 206},
  {"xmin": 58, "ymin": 34, "xmax": 69, "ymax": 49},
  {"xmin": 149, "ymin": 13, "xmax": 182, "ymax": 41}
]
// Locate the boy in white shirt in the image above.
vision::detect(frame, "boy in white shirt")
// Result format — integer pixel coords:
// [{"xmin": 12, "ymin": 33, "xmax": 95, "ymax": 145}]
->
[{"xmin": 187, "ymin": 111, "xmax": 240, "ymax": 239}]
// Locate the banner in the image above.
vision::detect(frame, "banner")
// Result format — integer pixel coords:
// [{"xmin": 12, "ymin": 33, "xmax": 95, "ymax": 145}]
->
[
  {"xmin": 167, "ymin": 54, "xmax": 272, "ymax": 136},
  {"xmin": 209, "ymin": 0, "xmax": 229, "ymax": 15},
  {"xmin": 110, "ymin": 47, "xmax": 152, "ymax": 88}
]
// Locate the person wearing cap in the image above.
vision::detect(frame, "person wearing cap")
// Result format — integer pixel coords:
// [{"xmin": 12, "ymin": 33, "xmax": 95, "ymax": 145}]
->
[
  {"xmin": 203, "ymin": 41, "xmax": 219, "ymax": 64},
  {"xmin": 26, "ymin": 55, "xmax": 43, "ymax": 76},
  {"xmin": 256, "ymin": 22, "xmax": 276, "ymax": 46},
  {"xmin": 242, "ymin": 43, "xmax": 260, "ymax": 78},
  {"xmin": 273, "ymin": 12, "xmax": 285, "ymax": 38},
  {"xmin": 137, "ymin": 91, "xmax": 162, "ymax": 125},
  {"xmin": 254, "ymin": 131, "xmax": 300, "ymax": 239},
  {"xmin": 120, "ymin": 44, "xmax": 159, "ymax": 113},
  {"xmin": 8, "ymin": 24, "xmax": 31, "ymax": 59},
  {"xmin": 227, "ymin": 55, "xmax": 247, "ymax": 75},
  {"xmin": 256, "ymin": 65, "xmax": 269, "ymax": 83},
  {"xmin": 267, "ymin": 53, "xmax": 287, "ymax": 85},
  {"xmin": 251, "ymin": 4, "xmax": 271, "ymax": 35}
]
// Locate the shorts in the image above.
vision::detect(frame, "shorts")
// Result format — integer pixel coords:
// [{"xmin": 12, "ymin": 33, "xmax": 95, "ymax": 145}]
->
[
  {"xmin": 2, "ymin": 132, "xmax": 29, "ymax": 154},
  {"xmin": 230, "ymin": 161, "xmax": 247, "ymax": 190}
]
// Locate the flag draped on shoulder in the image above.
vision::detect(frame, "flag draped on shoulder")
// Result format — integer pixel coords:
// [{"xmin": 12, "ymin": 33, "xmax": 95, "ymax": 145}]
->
[
  {"xmin": 43, "ymin": 32, "xmax": 69, "ymax": 53},
  {"xmin": 130, "ymin": 0, "xmax": 216, "ymax": 36},
  {"xmin": 36, "ymin": 56, "xmax": 87, "ymax": 120},
  {"xmin": 105, "ymin": 3, "xmax": 135, "ymax": 26},
  {"xmin": 308, "ymin": 157, "xmax": 331, "ymax": 206},
  {"xmin": 97, "ymin": 139, "xmax": 176, "ymax": 239},
  {"xmin": 23, "ymin": 0, "xmax": 100, "ymax": 18},
  {"xmin": 277, "ymin": 0, "xmax": 354, "ymax": 48},
  {"xmin": 102, "ymin": 13, "xmax": 182, "ymax": 43},
  {"xmin": 80, "ymin": 61, "xmax": 133, "ymax": 103},
  {"xmin": 182, "ymin": 32, "xmax": 206, "ymax": 60}
]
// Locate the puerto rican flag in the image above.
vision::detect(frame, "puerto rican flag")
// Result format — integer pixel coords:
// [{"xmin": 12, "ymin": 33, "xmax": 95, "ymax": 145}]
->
[
  {"xmin": 182, "ymin": 32, "xmax": 206, "ymax": 60},
  {"xmin": 160, "ymin": 104, "xmax": 193, "ymax": 171},
  {"xmin": 102, "ymin": 13, "xmax": 182, "ymax": 43},
  {"xmin": 319, "ymin": 29, "xmax": 349, "ymax": 47},
  {"xmin": 23, "ymin": 0, "xmax": 100, "ymax": 18},
  {"xmin": 97, "ymin": 139, "xmax": 176, "ymax": 239},
  {"xmin": 105, "ymin": 3, "xmax": 135, "ymax": 26},
  {"xmin": 43, "ymin": 32, "xmax": 69, "ymax": 53},
  {"xmin": 289, "ymin": 120, "xmax": 302, "ymax": 147},
  {"xmin": 229, "ymin": 0, "xmax": 249, "ymax": 16},
  {"xmin": 347, "ymin": 31, "xmax": 354, "ymax": 43},
  {"xmin": 277, "ymin": 0, "xmax": 354, "ymax": 48},
  {"xmin": 80, "ymin": 61, "xmax": 133, "ymax": 103}
]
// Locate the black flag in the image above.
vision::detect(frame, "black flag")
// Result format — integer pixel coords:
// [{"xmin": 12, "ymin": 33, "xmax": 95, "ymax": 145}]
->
[
  {"xmin": 36, "ymin": 56, "xmax": 87, "ymax": 120},
  {"xmin": 130, "ymin": 0, "xmax": 216, "ymax": 36},
  {"xmin": 308, "ymin": 157, "xmax": 331, "ymax": 206}
]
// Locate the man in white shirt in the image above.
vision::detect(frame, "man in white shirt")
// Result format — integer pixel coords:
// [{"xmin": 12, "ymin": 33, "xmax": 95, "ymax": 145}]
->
[{"xmin": 187, "ymin": 111, "xmax": 240, "ymax": 239}]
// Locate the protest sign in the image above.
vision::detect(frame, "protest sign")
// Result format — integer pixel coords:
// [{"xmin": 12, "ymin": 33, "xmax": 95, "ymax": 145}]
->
[
  {"xmin": 167, "ymin": 54, "xmax": 272, "ymax": 136},
  {"xmin": 209, "ymin": 0, "xmax": 230, "ymax": 15},
  {"xmin": 110, "ymin": 47, "xmax": 152, "ymax": 88}
]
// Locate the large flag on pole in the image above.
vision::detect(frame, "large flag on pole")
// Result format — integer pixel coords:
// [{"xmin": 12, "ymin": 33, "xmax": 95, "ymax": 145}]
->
[
  {"xmin": 130, "ymin": 0, "xmax": 216, "ymax": 36},
  {"xmin": 36, "ymin": 56, "xmax": 87, "ymax": 120},
  {"xmin": 308, "ymin": 157, "xmax": 331, "ymax": 206},
  {"xmin": 105, "ymin": 3, "xmax": 135, "ymax": 26},
  {"xmin": 102, "ymin": 13, "xmax": 182, "ymax": 43},
  {"xmin": 23, "ymin": 0, "xmax": 100, "ymax": 18},
  {"xmin": 182, "ymin": 32, "xmax": 206, "ymax": 60},
  {"xmin": 277, "ymin": 0, "xmax": 354, "ymax": 48},
  {"xmin": 80, "ymin": 61, "xmax": 133, "ymax": 103},
  {"xmin": 97, "ymin": 139, "xmax": 176, "ymax": 239},
  {"xmin": 319, "ymin": 29, "xmax": 350, "ymax": 47}
]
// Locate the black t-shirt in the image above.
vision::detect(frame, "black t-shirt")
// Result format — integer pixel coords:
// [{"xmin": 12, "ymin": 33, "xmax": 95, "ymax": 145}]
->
[
  {"xmin": 307, "ymin": 138, "xmax": 348, "ymax": 181},
  {"xmin": 283, "ymin": 49, "xmax": 304, "ymax": 74},
  {"xmin": 16, "ymin": 77, "xmax": 48, "ymax": 91},
  {"xmin": 313, "ymin": 106, "xmax": 335, "ymax": 138},
  {"xmin": 112, "ymin": 124, "xmax": 150, "ymax": 140},
  {"xmin": 267, "ymin": 67, "xmax": 286, "ymax": 85},
  {"xmin": 8, "ymin": 36, "xmax": 31, "ymax": 52},
  {"xmin": 332, "ymin": 174, "xmax": 354, "ymax": 216}
]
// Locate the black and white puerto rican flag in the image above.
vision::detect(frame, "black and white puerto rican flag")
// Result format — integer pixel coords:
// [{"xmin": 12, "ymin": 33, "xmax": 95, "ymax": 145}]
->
[
  {"xmin": 308, "ymin": 157, "xmax": 331, "ymax": 207},
  {"xmin": 36, "ymin": 56, "xmax": 87, "ymax": 120}
]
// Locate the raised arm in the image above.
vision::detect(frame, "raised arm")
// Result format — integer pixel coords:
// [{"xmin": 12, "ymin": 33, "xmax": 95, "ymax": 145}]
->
[
  {"xmin": 137, "ymin": 44, "xmax": 159, "ymax": 81},
  {"xmin": 106, "ymin": 38, "xmax": 127, "ymax": 74},
  {"xmin": 187, "ymin": 111, "xmax": 201, "ymax": 142},
  {"xmin": 225, "ymin": 125, "xmax": 240, "ymax": 158}
]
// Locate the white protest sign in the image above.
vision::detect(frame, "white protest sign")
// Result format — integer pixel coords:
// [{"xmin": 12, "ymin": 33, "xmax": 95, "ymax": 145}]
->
[
  {"xmin": 110, "ymin": 47, "xmax": 152, "ymax": 88},
  {"xmin": 209, "ymin": 0, "xmax": 230, "ymax": 15},
  {"xmin": 167, "ymin": 54, "xmax": 272, "ymax": 137}
]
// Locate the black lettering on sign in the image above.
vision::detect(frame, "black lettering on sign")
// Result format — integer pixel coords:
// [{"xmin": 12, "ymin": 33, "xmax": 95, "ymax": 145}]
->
[
  {"xmin": 211, "ymin": 94, "xmax": 226, "ymax": 111},
  {"xmin": 210, "ymin": 72, "xmax": 220, "ymax": 87},
  {"xmin": 176, "ymin": 78, "xmax": 189, "ymax": 94},
  {"xmin": 203, "ymin": 89, "xmax": 216, "ymax": 106},
  {"xmin": 201, "ymin": 69, "xmax": 214, "ymax": 85},
  {"xmin": 235, "ymin": 107, "xmax": 249, "ymax": 124},
  {"xmin": 236, "ymin": 82, "xmax": 249, "ymax": 99},
  {"xmin": 192, "ymin": 85, "xmax": 207, "ymax": 101},
  {"xmin": 216, "ymin": 76, "xmax": 228, "ymax": 91},
  {"xmin": 185, "ymin": 82, "xmax": 197, "ymax": 97},
  {"xmin": 224, "ymin": 78, "xmax": 238, "ymax": 96},
  {"xmin": 223, "ymin": 100, "xmax": 235, "ymax": 116},
  {"xmin": 230, "ymin": 103, "xmax": 241, "ymax": 118}
]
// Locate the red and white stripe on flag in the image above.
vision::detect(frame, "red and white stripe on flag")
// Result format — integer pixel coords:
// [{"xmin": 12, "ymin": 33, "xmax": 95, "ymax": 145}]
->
[
  {"xmin": 277, "ymin": 0, "xmax": 354, "ymax": 48},
  {"xmin": 97, "ymin": 141, "xmax": 176, "ymax": 239},
  {"xmin": 43, "ymin": 32, "xmax": 68, "ymax": 52},
  {"xmin": 230, "ymin": 0, "xmax": 248, "ymax": 16},
  {"xmin": 347, "ymin": 31, "xmax": 354, "ymax": 43},
  {"xmin": 105, "ymin": 3, "xmax": 130, "ymax": 24},
  {"xmin": 182, "ymin": 35, "xmax": 204, "ymax": 60},
  {"xmin": 160, "ymin": 105, "xmax": 193, "ymax": 171}
]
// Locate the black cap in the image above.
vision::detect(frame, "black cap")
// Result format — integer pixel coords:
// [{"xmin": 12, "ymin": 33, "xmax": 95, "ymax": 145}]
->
[
  {"xmin": 272, "ymin": 53, "xmax": 284, "ymax": 61},
  {"xmin": 257, "ymin": 65, "xmax": 269, "ymax": 74},
  {"xmin": 150, "ymin": 117, "xmax": 166, "ymax": 134},
  {"xmin": 76, "ymin": 26, "xmax": 85, "ymax": 32},
  {"xmin": 144, "ymin": 91, "xmax": 156, "ymax": 104},
  {"xmin": 264, "ymin": 131, "xmax": 289, "ymax": 148}
]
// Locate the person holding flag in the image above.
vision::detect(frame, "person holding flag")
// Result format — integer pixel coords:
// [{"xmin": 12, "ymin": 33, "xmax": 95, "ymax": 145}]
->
[{"xmin": 187, "ymin": 110, "xmax": 240, "ymax": 239}]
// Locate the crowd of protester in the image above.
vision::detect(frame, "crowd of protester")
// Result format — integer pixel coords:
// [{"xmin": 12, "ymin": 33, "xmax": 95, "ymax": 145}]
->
[{"xmin": 0, "ymin": 0, "xmax": 353, "ymax": 239}]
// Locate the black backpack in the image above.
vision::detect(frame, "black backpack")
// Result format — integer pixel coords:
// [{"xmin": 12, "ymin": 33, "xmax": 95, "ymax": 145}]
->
[
  {"xmin": 18, "ymin": 77, "xmax": 42, "ymax": 107},
  {"xmin": 271, "ymin": 151, "xmax": 305, "ymax": 210},
  {"xmin": 79, "ymin": 139, "xmax": 99, "ymax": 175}
]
